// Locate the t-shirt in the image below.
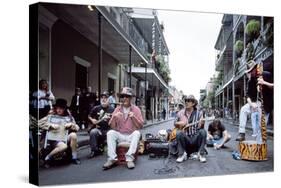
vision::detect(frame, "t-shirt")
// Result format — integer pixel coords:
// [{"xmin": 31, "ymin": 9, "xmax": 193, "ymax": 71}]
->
[
  {"xmin": 246, "ymin": 70, "xmax": 273, "ymax": 113},
  {"xmin": 89, "ymin": 105, "xmax": 114, "ymax": 131},
  {"xmin": 208, "ymin": 122, "xmax": 225, "ymax": 139}
]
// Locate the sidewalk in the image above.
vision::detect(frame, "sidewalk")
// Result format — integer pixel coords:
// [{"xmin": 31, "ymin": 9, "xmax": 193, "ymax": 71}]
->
[
  {"xmin": 220, "ymin": 118, "xmax": 274, "ymax": 137},
  {"xmin": 76, "ymin": 118, "xmax": 175, "ymax": 149}
]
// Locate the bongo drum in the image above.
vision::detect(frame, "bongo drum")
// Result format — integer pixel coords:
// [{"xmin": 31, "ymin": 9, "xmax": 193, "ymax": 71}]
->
[{"xmin": 239, "ymin": 140, "xmax": 267, "ymax": 161}]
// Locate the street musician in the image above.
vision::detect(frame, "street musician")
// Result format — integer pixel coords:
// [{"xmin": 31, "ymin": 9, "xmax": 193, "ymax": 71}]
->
[
  {"xmin": 172, "ymin": 95, "xmax": 207, "ymax": 163},
  {"xmin": 88, "ymin": 91, "xmax": 114, "ymax": 158}
]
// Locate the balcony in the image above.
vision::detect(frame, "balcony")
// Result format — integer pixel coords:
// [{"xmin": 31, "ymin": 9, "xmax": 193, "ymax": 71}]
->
[
  {"xmin": 97, "ymin": 6, "xmax": 150, "ymax": 63},
  {"xmin": 215, "ymin": 46, "xmax": 225, "ymax": 71},
  {"xmin": 107, "ymin": 7, "xmax": 148, "ymax": 59}
]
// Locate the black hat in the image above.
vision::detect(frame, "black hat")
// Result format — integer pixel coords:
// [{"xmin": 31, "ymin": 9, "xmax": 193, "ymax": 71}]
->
[
  {"xmin": 100, "ymin": 91, "xmax": 109, "ymax": 97},
  {"xmin": 54, "ymin": 98, "xmax": 68, "ymax": 109}
]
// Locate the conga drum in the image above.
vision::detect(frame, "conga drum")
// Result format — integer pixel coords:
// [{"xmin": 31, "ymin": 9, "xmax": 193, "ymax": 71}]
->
[{"xmin": 239, "ymin": 140, "xmax": 267, "ymax": 161}]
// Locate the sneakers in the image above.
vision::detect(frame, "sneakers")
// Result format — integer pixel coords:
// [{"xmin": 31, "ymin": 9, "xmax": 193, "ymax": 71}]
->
[
  {"xmin": 235, "ymin": 133, "xmax": 245, "ymax": 141},
  {"xmin": 198, "ymin": 154, "xmax": 207, "ymax": 163},
  {"xmin": 103, "ymin": 159, "xmax": 117, "ymax": 170},
  {"xmin": 127, "ymin": 161, "xmax": 135, "ymax": 169},
  {"xmin": 176, "ymin": 152, "xmax": 187, "ymax": 163},
  {"xmin": 71, "ymin": 158, "xmax": 81, "ymax": 165}
]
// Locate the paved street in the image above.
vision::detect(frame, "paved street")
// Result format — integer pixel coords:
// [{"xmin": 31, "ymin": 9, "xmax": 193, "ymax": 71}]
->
[{"xmin": 39, "ymin": 119, "xmax": 273, "ymax": 186}]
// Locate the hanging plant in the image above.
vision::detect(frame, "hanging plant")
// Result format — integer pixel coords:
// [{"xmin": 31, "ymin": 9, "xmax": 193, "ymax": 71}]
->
[
  {"xmin": 234, "ymin": 59, "xmax": 240, "ymax": 75},
  {"xmin": 234, "ymin": 40, "xmax": 244, "ymax": 57},
  {"xmin": 262, "ymin": 22, "xmax": 273, "ymax": 47},
  {"xmin": 245, "ymin": 19, "xmax": 261, "ymax": 41},
  {"xmin": 245, "ymin": 42, "xmax": 254, "ymax": 61}
]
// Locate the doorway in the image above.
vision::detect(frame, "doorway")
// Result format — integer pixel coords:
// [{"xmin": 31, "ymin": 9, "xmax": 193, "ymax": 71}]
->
[{"xmin": 75, "ymin": 63, "xmax": 87, "ymax": 91}]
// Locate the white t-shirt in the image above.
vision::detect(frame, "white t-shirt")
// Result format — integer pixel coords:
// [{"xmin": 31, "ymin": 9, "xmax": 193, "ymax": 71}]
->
[
  {"xmin": 32, "ymin": 89, "xmax": 55, "ymax": 109},
  {"xmin": 123, "ymin": 107, "xmax": 130, "ymax": 119}
]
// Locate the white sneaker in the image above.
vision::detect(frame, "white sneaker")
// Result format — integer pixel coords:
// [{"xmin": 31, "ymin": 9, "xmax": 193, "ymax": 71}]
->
[
  {"xmin": 176, "ymin": 152, "xmax": 187, "ymax": 163},
  {"xmin": 198, "ymin": 153, "xmax": 207, "ymax": 163}
]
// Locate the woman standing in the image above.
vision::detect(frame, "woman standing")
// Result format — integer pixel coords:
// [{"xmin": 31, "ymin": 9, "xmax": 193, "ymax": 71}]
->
[{"xmin": 32, "ymin": 79, "xmax": 55, "ymax": 119}]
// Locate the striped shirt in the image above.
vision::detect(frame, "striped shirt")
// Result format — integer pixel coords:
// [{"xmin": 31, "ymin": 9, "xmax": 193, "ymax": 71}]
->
[{"xmin": 176, "ymin": 109, "xmax": 202, "ymax": 136}]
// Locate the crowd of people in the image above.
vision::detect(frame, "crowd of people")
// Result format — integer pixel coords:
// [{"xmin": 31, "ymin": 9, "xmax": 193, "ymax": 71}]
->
[
  {"xmin": 29, "ymin": 59, "xmax": 273, "ymax": 170},
  {"xmin": 30, "ymin": 83, "xmax": 144, "ymax": 169}
]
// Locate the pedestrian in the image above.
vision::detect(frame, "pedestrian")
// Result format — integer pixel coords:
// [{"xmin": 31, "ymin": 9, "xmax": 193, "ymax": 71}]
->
[
  {"xmin": 108, "ymin": 90, "xmax": 117, "ymax": 108},
  {"xmin": 94, "ymin": 91, "xmax": 101, "ymax": 106},
  {"xmin": 207, "ymin": 119, "xmax": 231, "ymax": 149},
  {"xmin": 70, "ymin": 88, "xmax": 83, "ymax": 129},
  {"xmin": 83, "ymin": 86, "xmax": 96, "ymax": 128},
  {"xmin": 39, "ymin": 98, "xmax": 81, "ymax": 168},
  {"xmin": 162, "ymin": 107, "xmax": 166, "ymax": 120},
  {"xmin": 174, "ymin": 94, "xmax": 207, "ymax": 163},
  {"xmin": 103, "ymin": 87, "xmax": 144, "ymax": 170},
  {"xmin": 88, "ymin": 91, "xmax": 114, "ymax": 158},
  {"xmin": 236, "ymin": 60, "xmax": 273, "ymax": 141},
  {"xmin": 31, "ymin": 79, "xmax": 55, "ymax": 119}
]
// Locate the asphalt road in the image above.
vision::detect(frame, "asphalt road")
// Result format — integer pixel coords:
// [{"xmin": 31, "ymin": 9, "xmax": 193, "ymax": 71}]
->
[{"xmin": 38, "ymin": 119, "xmax": 273, "ymax": 186}]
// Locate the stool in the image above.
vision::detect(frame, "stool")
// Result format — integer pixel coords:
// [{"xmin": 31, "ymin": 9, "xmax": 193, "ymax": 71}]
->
[{"xmin": 116, "ymin": 142, "xmax": 138, "ymax": 165}]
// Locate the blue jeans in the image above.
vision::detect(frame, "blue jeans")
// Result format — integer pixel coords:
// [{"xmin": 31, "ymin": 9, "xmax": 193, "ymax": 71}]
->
[
  {"xmin": 206, "ymin": 137, "xmax": 224, "ymax": 147},
  {"xmin": 251, "ymin": 111, "xmax": 261, "ymax": 136}
]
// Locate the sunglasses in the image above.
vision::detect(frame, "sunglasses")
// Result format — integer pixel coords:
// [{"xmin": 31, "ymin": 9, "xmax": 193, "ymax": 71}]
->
[
  {"xmin": 120, "ymin": 95, "xmax": 131, "ymax": 98},
  {"xmin": 185, "ymin": 99, "xmax": 194, "ymax": 103}
]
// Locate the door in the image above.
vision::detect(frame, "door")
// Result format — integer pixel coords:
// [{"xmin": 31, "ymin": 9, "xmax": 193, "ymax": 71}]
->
[
  {"xmin": 75, "ymin": 63, "xmax": 87, "ymax": 91},
  {"xmin": 108, "ymin": 77, "xmax": 115, "ymax": 93}
]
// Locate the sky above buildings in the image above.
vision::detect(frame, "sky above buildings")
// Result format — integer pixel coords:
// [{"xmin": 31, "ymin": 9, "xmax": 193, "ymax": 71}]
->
[{"xmin": 157, "ymin": 10, "xmax": 223, "ymax": 99}]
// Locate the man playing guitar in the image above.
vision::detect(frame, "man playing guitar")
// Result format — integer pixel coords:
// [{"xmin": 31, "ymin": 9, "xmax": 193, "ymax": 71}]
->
[
  {"xmin": 88, "ymin": 91, "xmax": 114, "ymax": 158},
  {"xmin": 173, "ymin": 95, "xmax": 207, "ymax": 163}
]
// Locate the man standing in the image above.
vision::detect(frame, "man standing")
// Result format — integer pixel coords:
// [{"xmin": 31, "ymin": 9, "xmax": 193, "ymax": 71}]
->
[
  {"xmin": 70, "ymin": 88, "xmax": 83, "ymax": 128},
  {"xmin": 103, "ymin": 87, "xmax": 144, "ymax": 170},
  {"xmin": 108, "ymin": 90, "xmax": 117, "ymax": 108},
  {"xmin": 175, "ymin": 95, "xmax": 207, "ymax": 163},
  {"xmin": 236, "ymin": 60, "xmax": 273, "ymax": 141},
  {"xmin": 88, "ymin": 91, "xmax": 114, "ymax": 158}
]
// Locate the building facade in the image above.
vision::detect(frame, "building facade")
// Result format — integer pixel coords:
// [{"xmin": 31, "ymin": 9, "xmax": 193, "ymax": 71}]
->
[
  {"xmin": 32, "ymin": 3, "xmax": 171, "ymax": 122},
  {"xmin": 214, "ymin": 14, "xmax": 273, "ymax": 120}
]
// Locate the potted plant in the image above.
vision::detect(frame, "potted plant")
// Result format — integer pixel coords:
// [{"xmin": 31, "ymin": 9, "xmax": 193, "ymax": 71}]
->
[
  {"xmin": 245, "ymin": 19, "xmax": 261, "ymax": 41},
  {"xmin": 234, "ymin": 40, "xmax": 244, "ymax": 57}
]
